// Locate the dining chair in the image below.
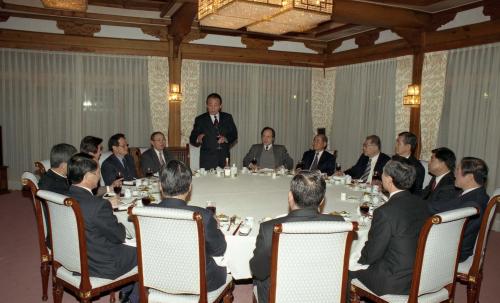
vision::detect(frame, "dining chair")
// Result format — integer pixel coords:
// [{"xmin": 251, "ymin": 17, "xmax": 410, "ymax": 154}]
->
[
  {"xmin": 167, "ymin": 144, "xmax": 191, "ymax": 168},
  {"xmin": 268, "ymin": 221, "xmax": 357, "ymax": 303},
  {"xmin": 128, "ymin": 147, "xmax": 144, "ymax": 178},
  {"xmin": 420, "ymin": 159, "xmax": 432, "ymax": 188},
  {"xmin": 34, "ymin": 159, "xmax": 50, "ymax": 177},
  {"xmin": 130, "ymin": 206, "xmax": 234, "ymax": 303},
  {"xmin": 36, "ymin": 190, "xmax": 138, "ymax": 303},
  {"xmin": 456, "ymin": 191, "xmax": 499, "ymax": 303},
  {"xmin": 351, "ymin": 207, "xmax": 478, "ymax": 303},
  {"xmin": 21, "ymin": 172, "xmax": 51, "ymax": 301}
]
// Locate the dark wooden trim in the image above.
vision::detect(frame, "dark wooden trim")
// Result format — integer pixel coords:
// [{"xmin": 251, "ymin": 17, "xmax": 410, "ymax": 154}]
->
[
  {"xmin": 0, "ymin": 29, "xmax": 169, "ymax": 57},
  {"xmin": 410, "ymin": 50, "xmax": 424, "ymax": 159},
  {"xmin": 130, "ymin": 207, "xmax": 147, "ymax": 303},
  {"xmin": 194, "ymin": 212, "xmax": 208, "ymax": 303},
  {"xmin": 268, "ymin": 224, "xmax": 282, "ymax": 303},
  {"xmin": 34, "ymin": 161, "xmax": 47, "ymax": 177},
  {"xmin": 340, "ymin": 222, "xmax": 358, "ymax": 303}
]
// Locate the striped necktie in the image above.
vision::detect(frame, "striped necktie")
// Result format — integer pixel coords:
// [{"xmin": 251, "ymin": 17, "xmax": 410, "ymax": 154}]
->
[{"xmin": 360, "ymin": 158, "xmax": 372, "ymax": 181}]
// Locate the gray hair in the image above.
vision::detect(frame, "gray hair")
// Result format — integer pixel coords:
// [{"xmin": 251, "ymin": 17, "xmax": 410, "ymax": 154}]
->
[{"xmin": 383, "ymin": 159, "xmax": 416, "ymax": 190}]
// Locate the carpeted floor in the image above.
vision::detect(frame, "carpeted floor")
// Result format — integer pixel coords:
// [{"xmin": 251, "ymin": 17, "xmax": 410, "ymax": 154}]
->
[{"xmin": 0, "ymin": 190, "xmax": 498, "ymax": 302}]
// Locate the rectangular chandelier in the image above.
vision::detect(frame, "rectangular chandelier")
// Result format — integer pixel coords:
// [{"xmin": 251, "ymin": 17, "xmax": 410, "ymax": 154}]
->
[
  {"xmin": 198, "ymin": 0, "xmax": 283, "ymax": 30},
  {"xmin": 41, "ymin": 0, "xmax": 88, "ymax": 12},
  {"xmin": 247, "ymin": 0, "xmax": 333, "ymax": 35}
]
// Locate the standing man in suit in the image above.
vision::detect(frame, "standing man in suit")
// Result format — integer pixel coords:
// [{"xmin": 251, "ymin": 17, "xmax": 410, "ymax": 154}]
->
[
  {"xmin": 422, "ymin": 147, "xmax": 459, "ymax": 203},
  {"xmin": 101, "ymin": 133, "xmax": 137, "ymax": 186},
  {"xmin": 394, "ymin": 131, "xmax": 425, "ymax": 195},
  {"xmin": 242, "ymin": 127, "xmax": 294, "ymax": 170},
  {"xmin": 300, "ymin": 134, "xmax": 336, "ymax": 175},
  {"xmin": 343, "ymin": 135, "xmax": 390, "ymax": 182},
  {"xmin": 80, "ymin": 136, "xmax": 103, "ymax": 162},
  {"xmin": 140, "ymin": 131, "xmax": 174, "ymax": 175},
  {"xmin": 250, "ymin": 170, "xmax": 344, "ymax": 303},
  {"xmin": 190, "ymin": 93, "xmax": 238, "ymax": 169},
  {"xmin": 428, "ymin": 157, "xmax": 489, "ymax": 262},
  {"xmin": 39, "ymin": 143, "xmax": 77, "ymax": 195},
  {"xmin": 156, "ymin": 160, "xmax": 227, "ymax": 291},
  {"xmin": 67, "ymin": 153, "xmax": 138, "ymax": 302},
  {"xmin": 350, "ymin": 159, "xmax": 429, "ymax": 296}
]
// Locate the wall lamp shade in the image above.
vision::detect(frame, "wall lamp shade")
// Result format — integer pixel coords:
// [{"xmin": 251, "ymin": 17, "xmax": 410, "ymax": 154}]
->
[
  {"xmin": 169, "ymin": 84, "xmax": 183, "ymax": 102},
  {"xmin": 403, "ymin": 84, "xmax": 421, "ymax": 107}
]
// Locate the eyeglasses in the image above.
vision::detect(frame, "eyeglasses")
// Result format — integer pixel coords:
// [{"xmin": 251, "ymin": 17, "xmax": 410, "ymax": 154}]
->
[
  {"xmin": 363, "ymin": 144, "xmax": 376, "ymax": 147},
  {"xmin": 118, "ymin": 144, "xmax": 129, "ymax": 149}
]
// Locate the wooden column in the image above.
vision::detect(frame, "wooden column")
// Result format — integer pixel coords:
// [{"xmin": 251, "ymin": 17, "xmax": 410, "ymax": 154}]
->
[
  {"xmin": 408, "ymin": 30, "xmax": 426, "ymax": 159},
  {"xmin": 168, "ymin": 39, "xmax": 182, "ymax": 147}
]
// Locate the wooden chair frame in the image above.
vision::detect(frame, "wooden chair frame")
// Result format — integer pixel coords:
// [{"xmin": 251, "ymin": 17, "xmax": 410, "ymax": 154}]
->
[
  {"xmin": 22, "ymin": 178, "xmax": 52, "ymax": 301},
  {"xmin": 269, "ymin": 222, "xmax": 358, "ymax": 303},
  {"xmin": 34, "ymin": 160, "xmax": 47, "ymax": 177},
  {"xmin": 46, "ymin": 197, "xmax": 138, "ymax": 303},
  {"xmin": 350, "ymin": 212, "xmax": 473, "ymax": 303},
  {"xmin": 128, "ymin": 147, "xmax": 144, "ymax": 178},
  {"xmin": 130, "ymin": 208, "xmax": 234, "ymax": 303},
  {"xmin": 166, "ymin": 144, "xmax": 190, "ymax": 168},
  {"xmin": 457, "ymin": 195, "xmax": 499, "ymax": 303}
]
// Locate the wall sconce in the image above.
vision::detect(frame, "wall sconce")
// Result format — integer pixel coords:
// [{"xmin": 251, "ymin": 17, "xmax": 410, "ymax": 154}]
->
[
  {"xmin": 168, "ymin": 83, "xmax": 182, "ymax": 102},
  {"xmin": 403, "ymin": 84, "xmax": 420, "ymax": 107}
]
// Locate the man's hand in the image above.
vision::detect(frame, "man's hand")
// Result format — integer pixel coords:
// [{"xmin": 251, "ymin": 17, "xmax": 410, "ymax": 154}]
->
[
  {"xmin": 105, "ymin": 196, "xmax": 120, "ymax": 208},
  {"xmin": 197, "ymin": 133, "xmax": 205, "ymax": 144},
  {"xmin": 111, "ymin": 178, "xmax": 123, "ymax": 188},
  {"xmin": 217, "ymin": 135, "xmax": 226, "ymax": 144}
]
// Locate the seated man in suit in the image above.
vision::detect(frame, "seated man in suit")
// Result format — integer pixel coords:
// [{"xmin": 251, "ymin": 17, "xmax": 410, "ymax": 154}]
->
[
  {"xmin": 250, "ymin": 170, "xmax": 343, "ymax": 303},
  {"xmin": 422, "ymin": 147, "xmax": 459, "ymax": 203},
  {"xmin": 242, "ymin": 126, "xmax": 293, "ymax": 170},
  {"xmin": 39, "ymin": 143, "xmax": 77, "ymax": 195},
  {"xmin": 80, "ymin": 136, "xmax": 103, "ymax": 162},
  {"xmin": 343, "ymin": 135, "xmax": 390, "ymax": 182},
  {"xmin": 394, "ymin": 131, "xmax": 425, "ymax": 195},
  {"xmin": 156, "ymin": 160, "xmax": 227, "ymax": 291},
  {"xmin": 140, "ymin": 131, "xmax": 174, "ymax": 175},
  {"xmin": 428, "ymin": 157, "xmax": 489, "ymax": 262},
  {"xmin": 67, "ymin": 153, "xmax": 138, "ymax": 302},
  {"xmin": 299, "ymin": 134, "xmax": 336, "ymax": 175},
  {"xmin": 101, "ymin": 133, "xmax": 137, "ymax": 186},
  {"xmin": 350, "ymin": 159, "xmax": 429, "ymax": 297}
]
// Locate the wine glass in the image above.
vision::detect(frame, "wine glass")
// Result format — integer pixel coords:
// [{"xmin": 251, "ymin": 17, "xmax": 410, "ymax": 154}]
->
[
  {"xmin": 146, "ymin": 167, "xmax": 153, "ymax": 178},
  {"xmin": 214, "ymin": 121, "xmax": 222, "ymax": 150},
  {"xmin": 250, "ymin": 157, "xmax": 257, "ymax": 171},
  {"xmin": 336, "ymin": 162, "xmax": 342, "ymax": 172}
]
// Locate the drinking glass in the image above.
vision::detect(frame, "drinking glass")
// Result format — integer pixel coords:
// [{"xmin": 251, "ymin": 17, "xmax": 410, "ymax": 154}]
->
[
  {"xmin": 206, "ymin": 201, "xmax": 216, "ymax": 214},
  {"xmin": 336, "ymin": 162, "xmax": 342, "ymax": 172}
]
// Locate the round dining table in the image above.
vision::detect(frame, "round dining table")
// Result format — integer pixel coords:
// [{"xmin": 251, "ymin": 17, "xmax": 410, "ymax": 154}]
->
[{"xmin": 115, "ymin": 172, "xmax": 376, "ymax": 279}]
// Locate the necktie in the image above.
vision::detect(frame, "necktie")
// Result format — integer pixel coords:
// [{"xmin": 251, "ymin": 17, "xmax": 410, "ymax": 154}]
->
[
  {"xmin": 159, "ymin": 151, "xmax": 165, "ymax": 166},
  {"xmin": 213, "ymin": 116, "xmax": 219, "ymax": 127},
  {"xmin": 265, "ymin": 145, "xmax": 269, "ymax": 151},
  {"xmin": 360, "ymin": 158, "xmax": 372, "ymax": 182},
  {"xmin": 310, "ymin": 152, "xmax": 319, "ymax": 170},
  {"xmin": 431, "ymin": 178, "xmax": 437, "ymax": 191}
]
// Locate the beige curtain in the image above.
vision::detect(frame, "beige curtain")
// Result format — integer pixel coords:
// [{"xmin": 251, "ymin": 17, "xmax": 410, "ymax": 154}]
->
[
  {"xmin": 420, "ymin": 51, "xmax": 448, "ymax": 161},
  {"xmin": 331, "ymin": 58, "xmax": 397, "ymax": 167},
  {"xmin": 311, "ymin": 67, "xmax": 335, "ymax": 140},
  {"xmin": 0, "ymin": 48, "xmax": 152, "ymax": 188},
  {"xmin": 181, "ymin": 60, "xmax": 201, "ymax": 146},
  {"xmin": 147, "ymin": 56, "xmax": 169, "ymax": 139},
  {"xmin": 438, "ymin": 43, "xmax": 500, "ymax": 194}
]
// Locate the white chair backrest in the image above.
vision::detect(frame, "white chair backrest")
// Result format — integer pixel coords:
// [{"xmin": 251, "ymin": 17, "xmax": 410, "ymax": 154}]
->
[
  {"xmin": 22, "ymin": 171, "xmax": 39, "ymax": 190},
  {"xmin": 99, "ymin": 151, "xmax": 113, "ymax": 186},
  {"xmin": 132, "ymin": 207, "xmax": 202, "ymax": 295},
  {"xmin": 273, "ymin": 221, "xmax": 354, "ymax": 303},
  {"xmin": 420, "ymin": 160, "xmax": 431, "ymax": 188},
  {"xmin": 493, "ymin": 188, "xmax": 500, "ymax": 196},
  {"xmin": 418, "ymin": 207, "xmax": 477, "ymax": 295},
  {"xmin": 189, "ymin": 144, "xmax": 200, "ymax": 170},
  {"xmin": 139, "ymin": 147, "xmax": 148, "ymax": 154},
  {"xmin": 37, "ymin": 190, "xmax": 81, "ymax": 273}
]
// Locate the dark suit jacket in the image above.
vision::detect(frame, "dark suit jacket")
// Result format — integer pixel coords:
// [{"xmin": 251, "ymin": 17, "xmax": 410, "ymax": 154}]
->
[
  {"xmin": 407, "ymin": 155, "xmax": 425, "ymax": 195},
  {"xmin": 189, "ymin": 112, "xmax": 238, "ymax": 169},
  {"xmin": 68, "ymin": 186, "xmax": 136, "ymax": 279},
  {"xmin": 352, "ymin": 191, "xmax": 429, "ymax": 296},
  {"xmin": 345, "ymin": 153, "xmax": 390, "ymax": 180},
  {"xmin": 155, "ymin": 198, "xmax": 227, "ymax": 291},
  {"xmin": 301, "ymin": 149, "xmax": 336, "ymax": 176},
  {"xmin": 39, "ymin": 169, "xmax": 70, "ymax": 195},
  {"xmin": 250, "ymin": 208, "xmax": 344, "ymax": 303},
  {"xmin": 140, "ymin": 148, "xmax": 174, "ymax": 175},
  {"xmin": 101, "ymin": 154, "xmax": 137, "ymax": 186},
  {"xmin": 428, "ymin": 187, "xmax": 489, "ymax": 262},
  {"xmin": 422, "ymin": 171, "xmax": 460, "ymax": 203},
  {"xmin": 242, "ymin": 144, "xmax": 294, "ymax": 170}
]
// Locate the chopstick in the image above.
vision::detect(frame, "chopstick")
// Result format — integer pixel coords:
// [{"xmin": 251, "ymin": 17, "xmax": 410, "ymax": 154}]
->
[{"xmin": 232, "ymin": 222, "xmax": 243, "ymax": 235}]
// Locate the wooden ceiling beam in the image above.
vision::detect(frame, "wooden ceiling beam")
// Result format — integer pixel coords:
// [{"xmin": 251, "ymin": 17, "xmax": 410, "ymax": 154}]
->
[
  {"xmin": 362, "ymin": 0, "xmax": 443, "ymax": 5},
  {"xmin": 168, "ymin": 3, "xmax": 197, "ymax": 56},
  {"xmin": 0, "ymin": 3, "xmax": 169, "ymax": 27},
  {"xmin": 160, "ymin": 1, "xmax": 178, "ymax": 18},
  {"xmin": 333, "ymin": 0, "xmax": 432, "ymax": 29}
]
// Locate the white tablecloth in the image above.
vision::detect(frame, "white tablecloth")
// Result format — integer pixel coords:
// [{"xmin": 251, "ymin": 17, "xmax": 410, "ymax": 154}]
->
[{"xmin": 116, "ymin": 173, "xmax": 372, "ymax": 279}]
